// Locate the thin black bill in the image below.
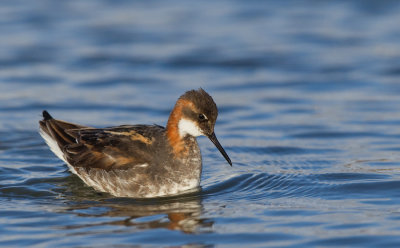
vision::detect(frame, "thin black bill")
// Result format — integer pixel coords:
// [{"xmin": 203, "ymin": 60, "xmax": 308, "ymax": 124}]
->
[{"xmin": 208, "ymin": 132, "xmax": 232, "ymax": 166}]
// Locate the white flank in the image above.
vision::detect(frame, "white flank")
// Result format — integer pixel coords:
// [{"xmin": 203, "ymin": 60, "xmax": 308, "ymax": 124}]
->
[
  {"xmin": 39, "ymin": 128, "xmax": 78, "ymax": 174},
  {"xmin": 178, "ymin": 118, "xmax": 203, "ymax": 137},
  {"xmin": 75, "ymin": 167, "xmax": 199, "ymax": 198}
]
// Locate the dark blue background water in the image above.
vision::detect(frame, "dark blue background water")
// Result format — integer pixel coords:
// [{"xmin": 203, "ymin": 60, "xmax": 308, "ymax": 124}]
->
[{"xmin": 2, "ymin": 0, "xmax": 400, "ymax": 247}]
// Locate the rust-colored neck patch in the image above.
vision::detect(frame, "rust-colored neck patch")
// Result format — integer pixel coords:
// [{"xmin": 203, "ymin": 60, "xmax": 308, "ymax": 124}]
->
[{"xmin": 166, "ymin": 99, "xmax": 195, "ymax": 157}]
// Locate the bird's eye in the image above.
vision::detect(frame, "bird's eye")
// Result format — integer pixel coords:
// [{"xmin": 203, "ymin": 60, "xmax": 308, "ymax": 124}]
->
[{"xmin": 198, "ymin": 114, "xmax": 206, "ymax": 120}]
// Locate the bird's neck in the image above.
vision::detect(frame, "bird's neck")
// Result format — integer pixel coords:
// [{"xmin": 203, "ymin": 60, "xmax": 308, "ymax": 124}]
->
[{"xmin": 166, "ymin": 99, "xmax": 193, "ymax": 157}]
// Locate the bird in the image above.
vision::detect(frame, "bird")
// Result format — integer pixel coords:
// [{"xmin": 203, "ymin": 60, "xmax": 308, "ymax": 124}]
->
[{"xmin": 39, "ymin": 88, "xmax": 232, "ymax": 198}]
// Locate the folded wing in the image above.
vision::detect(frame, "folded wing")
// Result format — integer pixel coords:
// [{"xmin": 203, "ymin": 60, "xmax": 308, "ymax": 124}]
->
[{"xmin": 39, "ymin": 111, "xmax": 163, "ymax": 171}]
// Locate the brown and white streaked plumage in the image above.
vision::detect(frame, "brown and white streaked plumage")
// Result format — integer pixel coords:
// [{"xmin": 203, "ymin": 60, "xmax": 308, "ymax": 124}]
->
[{"xmin": 39, "ymin": 89, "xmax": 232, "ymax": 198}]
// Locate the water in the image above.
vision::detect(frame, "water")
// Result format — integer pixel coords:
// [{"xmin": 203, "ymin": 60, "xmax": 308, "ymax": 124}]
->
[{"xmin": 1, "ymin": 0, "xmax": 400, "ymax": 247}]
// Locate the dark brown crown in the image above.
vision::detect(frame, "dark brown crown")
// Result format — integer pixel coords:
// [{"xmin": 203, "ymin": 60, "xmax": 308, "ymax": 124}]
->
[{"xmin": 179, "ymin": 88, "xmax": 218, "ymax": 123}]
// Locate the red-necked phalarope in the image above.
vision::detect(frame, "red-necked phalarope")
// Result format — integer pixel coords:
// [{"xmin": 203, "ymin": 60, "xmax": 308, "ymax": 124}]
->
[{"xmin": 39, "ymin": 88, "xmax": 232, "ymax": 198}]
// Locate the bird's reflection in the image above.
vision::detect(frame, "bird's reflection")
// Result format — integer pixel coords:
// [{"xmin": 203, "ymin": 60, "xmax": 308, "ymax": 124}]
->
[{"xmin": 56, "ymin": 174, "xmax": 212, "ymax": 233}]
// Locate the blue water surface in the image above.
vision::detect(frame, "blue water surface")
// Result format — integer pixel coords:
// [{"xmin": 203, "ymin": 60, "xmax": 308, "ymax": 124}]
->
[{"xmin": 2, "ymin": 0, "xmax": 400, "ymax": 247}]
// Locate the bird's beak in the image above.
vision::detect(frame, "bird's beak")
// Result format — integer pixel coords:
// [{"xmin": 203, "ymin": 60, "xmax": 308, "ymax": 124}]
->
[{"xmin": 207, "ymin": 132, "xmax": 232, "ymax": 166}]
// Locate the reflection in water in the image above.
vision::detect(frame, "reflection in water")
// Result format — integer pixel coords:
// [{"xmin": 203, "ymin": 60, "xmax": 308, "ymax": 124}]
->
[{"xmin": 56, "ymin": 175, "xmax": 212, "ymax": 234}]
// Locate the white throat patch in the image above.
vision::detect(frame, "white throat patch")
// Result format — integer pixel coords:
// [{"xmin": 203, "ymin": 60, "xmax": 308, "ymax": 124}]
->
[{"xmin": 178, "ymin": 118, "xmax": 203, "ymax": 137}]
